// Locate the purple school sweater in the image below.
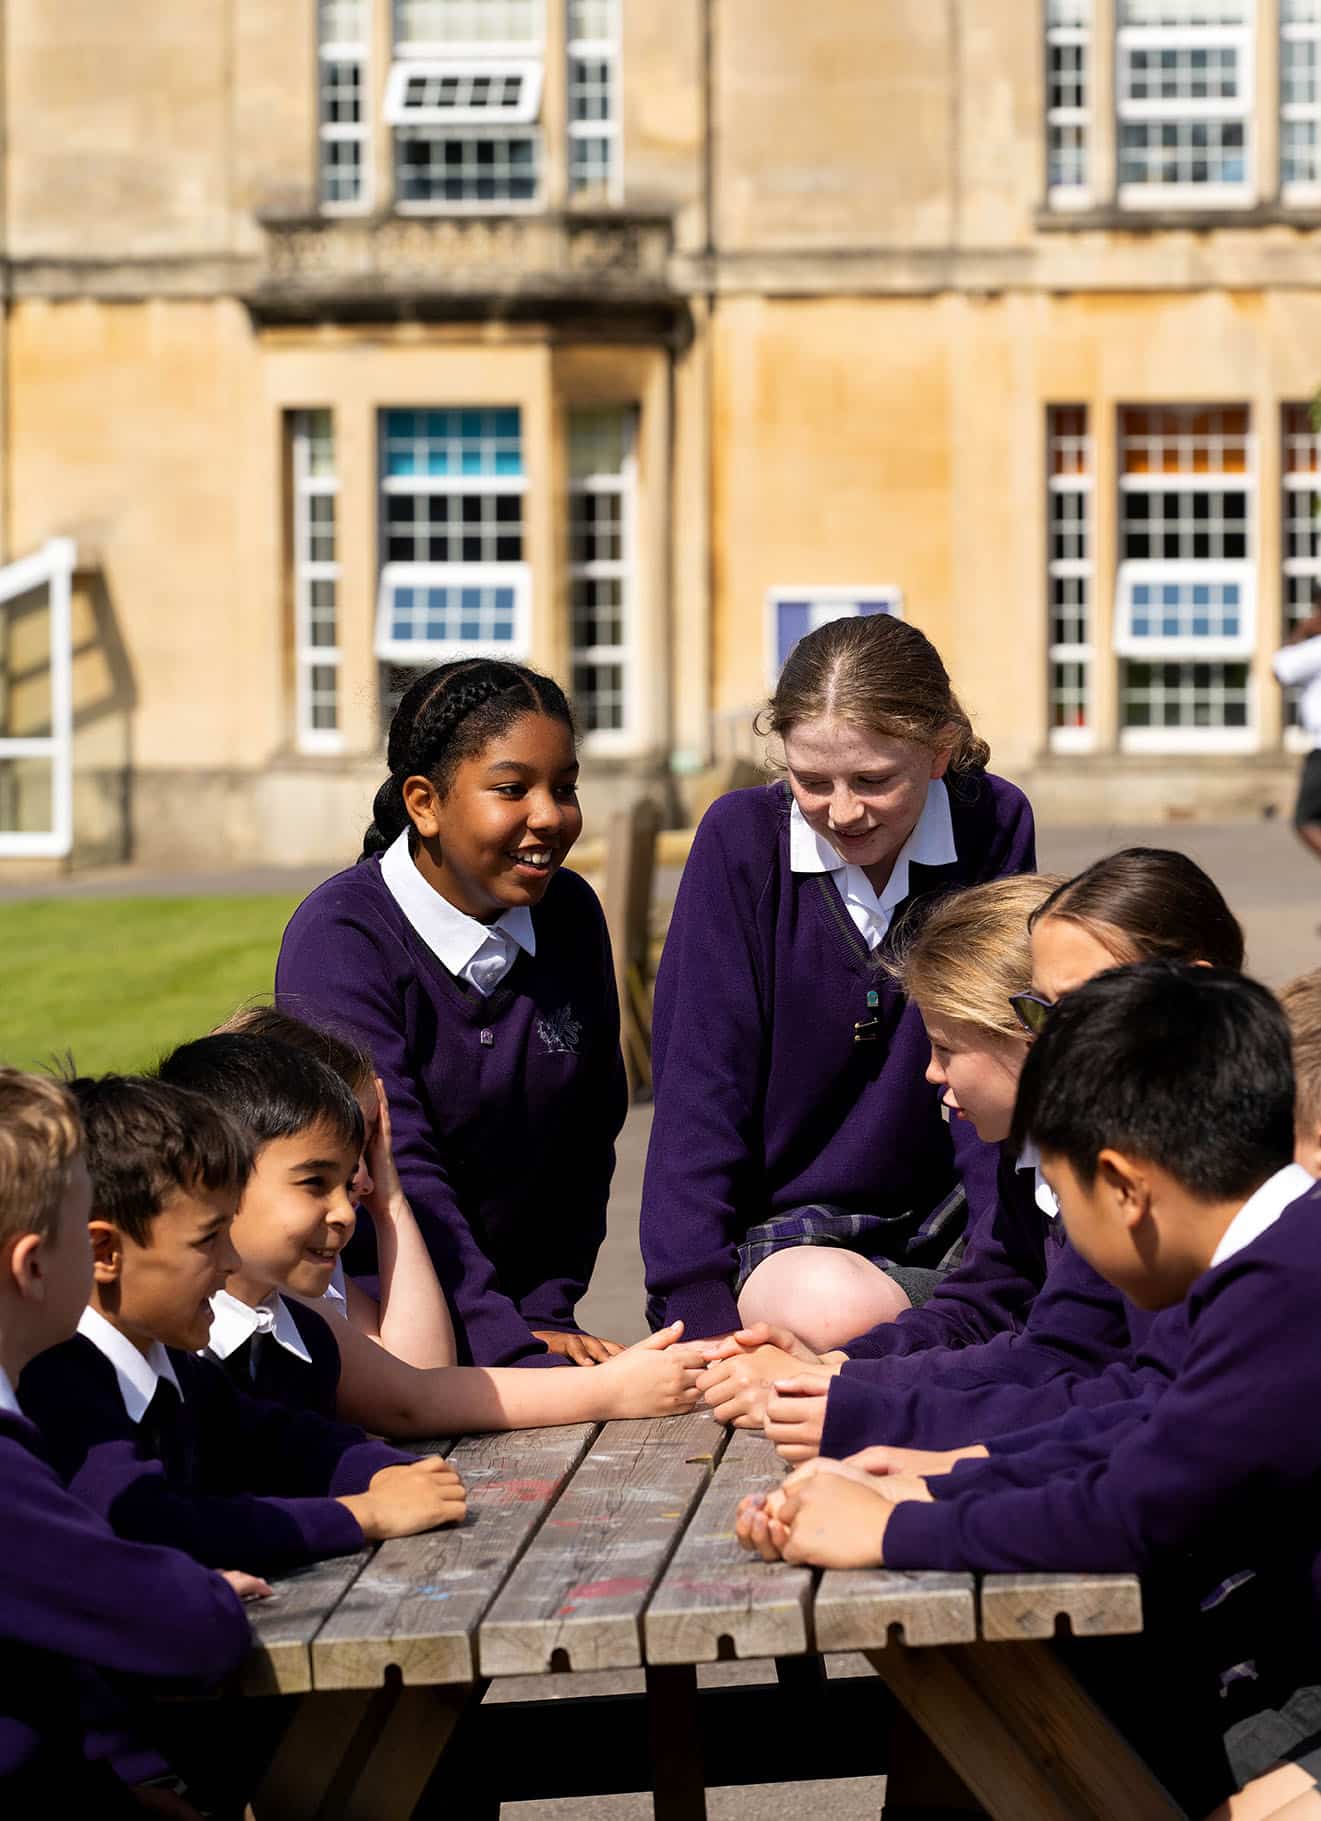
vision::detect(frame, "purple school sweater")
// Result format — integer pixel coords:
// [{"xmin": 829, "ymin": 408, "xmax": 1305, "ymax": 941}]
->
[
  {"xmin": 276, "ymin": 861, "xmax": 626, "ymax": 1367},
  {"xmin": 0, "ymin": 1411, "xmax": 249, "ymax": 1794},
  {"xmin": 884, "ymin": 1184, "xmax": 1321, "ymax": 1602},
  {"xmin": 19, "ymin": 1338, "xmax": 409, "ymax": 1577},
  {"xmin": 821, "ymin": 1235, "xmax": 1143, "ymax": 1456},
  {"xmin": 641, "ymin": 776, "xmax": 1037, "ymax": 1338}
]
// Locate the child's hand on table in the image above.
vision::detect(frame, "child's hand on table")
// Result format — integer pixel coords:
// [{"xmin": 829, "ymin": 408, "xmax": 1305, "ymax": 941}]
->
[
  {"xmin": 219, "ymin": 1569, "xmax": 274, "ymax": 1602},
  {"xmin": 697, "ymin": 1348, "xmax": 838, "ymax": 1428},
  {"xmin": 595, "ymin": 1322, "xmax": 707, "ymax": 1417},
  {"xmin": 840, "ymin": 1443, "xmax": 986, "ymax": 1480},
  {"xmin": 532, "ymin": 1329, "xmax": 627, "ymax": 1366},
  {"xmin": 699, "ymin": 1321, "xmax": 829, "ymax": 1369},
  {"xmin": 763, "ymin": 1375, "xmax": 832, "ymax": 1461},
  {"xmin": 345, "ymin": 1456, "xmax": 467, "ymax": 1538}
]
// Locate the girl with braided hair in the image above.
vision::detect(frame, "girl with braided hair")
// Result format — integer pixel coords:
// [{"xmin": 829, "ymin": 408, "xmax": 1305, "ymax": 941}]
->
[{"xmin": 275, "ymin": 660, "xmax": 628, "ymax": 1368}]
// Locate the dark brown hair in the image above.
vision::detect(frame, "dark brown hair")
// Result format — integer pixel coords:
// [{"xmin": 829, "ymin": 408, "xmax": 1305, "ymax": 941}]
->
[
  {"xmin": 68, "ymin": 1075, "xmax": 254, "ymax": 1248},
  {"xmin": 214, "ymin": 1005, "xmax": 374, "ymax": 1096},
  {"xmin": 759, "ymin": 616, "xmax": 989, "ymax": 774},
  {"xmin": 0, "ymin": 1070, "xmax": 82, "ymax": 1245},
  {"xmin": 360, "ymin": 659, "xmax": 576, "ymax": 862},
  {"xmin": 1030, "ymin": 848, "xmax": 1244, "ymax": 972}
]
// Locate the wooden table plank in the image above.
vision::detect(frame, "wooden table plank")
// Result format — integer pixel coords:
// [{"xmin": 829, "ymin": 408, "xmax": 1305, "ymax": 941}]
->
[
  {"xmin": 979, "ymin": 1573, "xmax": 1143, "ymax": 1642},
  {"xmin": 644, "ymin": 1428, "xmax": 813, "ymax": 1665},
  {"xmin": 241, "ymin": 1551, "xmax": 373, "ymax": 1695},
  {"xmin": 816, "ymin": 1568, "xmax": 977, "ymax": 1652},
  {"xmin": 479, "ymin": 1411, "xmax": 725, "ymax": 1676},
  {"xmin": 311, "ymin": 1423, "xmax": 596, "ymax": 1690}
]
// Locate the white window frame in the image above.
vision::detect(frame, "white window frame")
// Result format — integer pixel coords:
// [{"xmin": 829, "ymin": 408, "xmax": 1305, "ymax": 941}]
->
[
  {"xmin": 390, "ymin": 0, "xmax": 545, "ymax": 214},
  {"xmin": 1047, "ymin": 412, "xmax": 1096, "ymax": 754},
  {"xmin": 376, "ymin": 412, "xmax": 531, "ymax": 665},
  {"xmin": 1117, "ymin": 405, "xmax": 1257, "ymax": 752},
  {"xmin": 1282, "ymin": 5, "xmax": 1321, "ymax": 204},
  {"xmin": 764, "ymin": 587, "xmax": 904, "ymax": 692},
  {"xmin": 1116, "ymin": 9, "xmax": 1255, "ymax": 210},
  {"xmin": 1046, "ymin": 1, "xmax": 1094, "ymax": 210},
  {"xmin": 319, "ymin": 1, "xmax": 372, "ymax": 216},
  {"xmin": 568, "ymin": 408, "xmax": 637, "ymax": 753},
  {"xmin": 383, "ymin": 58, "xmax": 544, "ymax": 125},
  {"xmin": 374, "ymin": 563, "xmax": 532, "ymax": 663},
  {"xmin": 292, "ymin": 414, "xmax": 345, "ymax": 757},
  {"xmin": 567, "ymin": 0, "xmax": 622, "ymax": 203},
  {"xmin": 1283, "ymin": 402, "xmax": 1321, "ymax": 750},
  {"xmin": 0, "ymin": 539, "xmax": 76, "ymax": 859}
]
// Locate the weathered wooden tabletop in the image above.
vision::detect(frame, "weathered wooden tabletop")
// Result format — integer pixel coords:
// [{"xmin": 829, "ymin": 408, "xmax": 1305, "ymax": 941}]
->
[{"xmin": 244, "ymin": 1411, "xmax": 1185, "ymax": 1821}]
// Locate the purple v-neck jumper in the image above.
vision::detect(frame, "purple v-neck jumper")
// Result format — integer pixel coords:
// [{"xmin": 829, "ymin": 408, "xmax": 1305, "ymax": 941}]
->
[
  {"xmin": 276, "ymin": 861, "xmax": 627, "ymax": 1367},
  {"xmin": 640, "ymin": 776, "xmax": 1037, "ymax": 1338},
  {"xmin": 883, "ymin": 1184, "xmax": 1321, "ymax": 1602}
]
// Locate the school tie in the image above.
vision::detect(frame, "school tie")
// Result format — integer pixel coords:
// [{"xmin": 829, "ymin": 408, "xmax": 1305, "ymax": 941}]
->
[{"xmin": 141, "ymin": 1377, "xmax": 191, "ymax": 1485}]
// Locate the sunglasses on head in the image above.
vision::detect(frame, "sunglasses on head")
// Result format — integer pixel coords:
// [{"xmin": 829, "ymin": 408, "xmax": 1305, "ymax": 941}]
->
[{"xmin": 1009, "ymin": 991, "xmax": 1055, "ymax": 1038}]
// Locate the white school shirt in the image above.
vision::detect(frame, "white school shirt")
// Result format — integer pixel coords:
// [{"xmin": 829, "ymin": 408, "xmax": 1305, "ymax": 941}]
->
[
  {"xmin": 0, "ymin": 1365, "xmax": 21, "ymax": 1418},
  {"xmin": 1273, "ymin": 637, "xmax": 1321, "ymax": 749},
  {"xmin": 788, "ymin": 779, "xmax": 958, "ymax": 951},
  {"xmin": 77, "ymin": 1304, "xmax": 183, "ymax": 1423},
  {"xmin": 316, "ymin": 1256, "xmax": 350, "ymax": 1324},
  {"xmin": 1209, "ymin": 1163, "xmax": 1314, "ymax": 1268},
  {"xmin": 204, "ymin": 1288, "xmax": 314, "ymax": 1366},
  {"xmin": 1015, "ymin": 1141, "xmax": 1060, "ymax": 1221},
  {"xmin": 380, "ymin": 830, "xmax": 537, "ymax": 996}
]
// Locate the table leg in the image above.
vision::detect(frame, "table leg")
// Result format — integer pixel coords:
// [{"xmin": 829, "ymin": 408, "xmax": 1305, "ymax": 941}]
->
[
  {"xmin": 251, "ymin": 1688, "xmax": 379, "ymax": 1818},
  {"xmin": 645, "ymin": 1663, "xmax": 708, "ymax": 1821},
  {"xmin": 864, "ymin": 1640, "xmax": 1184, "ymax": 1821},
  {"xmin": 320, "ymin": 1680, "xmax": 484, "ymax": 1821}
]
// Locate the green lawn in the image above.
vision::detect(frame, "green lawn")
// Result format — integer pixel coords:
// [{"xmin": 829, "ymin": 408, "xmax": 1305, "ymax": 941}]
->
[{"xmin": 0, "ymin": 896, "xmax": 302, "ymax": 1076}]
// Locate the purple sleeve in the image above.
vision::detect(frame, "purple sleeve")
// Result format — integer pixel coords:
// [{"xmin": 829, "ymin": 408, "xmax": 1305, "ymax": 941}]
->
[
  {"xmin": 514, "ymin": 894, "xmax": 628, "ymax": 1333},
  {"xmin": 843, "ymin": 1142, "xmax": 1046, "ymax": 1359},
  {"xmin": 0, "ymin": 1437, "xmax": 250, "ymax": 1687},
  {"xmin": 640, "ymin": 801, "xmax": 774, "ymax": 1337},
  {"xmin": 883, "ymin": 1261, "xmax": 1307, "ymax": 1576},
  {"xmin": 276, "ymin": 888, "xmax": 559, "ymax": 1367},
  {"xmin": 936, "ymin": 1398, "xmax": 1159, "ymax": 1494}
]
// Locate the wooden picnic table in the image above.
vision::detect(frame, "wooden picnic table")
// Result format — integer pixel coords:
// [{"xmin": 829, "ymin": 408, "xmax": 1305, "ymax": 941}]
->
[{"xmin": 241, "ymin": 1411, "xmax": 1183, "ymax": 1821}]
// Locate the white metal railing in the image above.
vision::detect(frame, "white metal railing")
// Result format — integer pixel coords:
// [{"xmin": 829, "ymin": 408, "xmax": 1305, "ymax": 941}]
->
[{"xmin": 0, "ymin": 538, "xmax": 76, "ymax": 858}]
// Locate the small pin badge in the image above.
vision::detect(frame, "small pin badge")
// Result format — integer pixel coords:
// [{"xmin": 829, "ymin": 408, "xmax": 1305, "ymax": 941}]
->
[
  {"xmin": 479, "ymin": 1029, "xmax": 495, "ymax": 1048},
  {"xmin": 866, "ymin": 990, "xmax": 880, "ymax": 1008}
]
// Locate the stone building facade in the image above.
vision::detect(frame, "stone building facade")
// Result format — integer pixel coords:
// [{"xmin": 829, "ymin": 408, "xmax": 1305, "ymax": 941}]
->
[{"xmin": 3, "ymin": 0, "xmax": 1321, "ymax": 867}]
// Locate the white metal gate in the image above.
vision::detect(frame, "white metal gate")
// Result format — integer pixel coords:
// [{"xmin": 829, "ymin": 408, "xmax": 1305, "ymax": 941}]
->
[{"xmin": 0, "ymin": 538, "xmax": 77, "ymax": 859}]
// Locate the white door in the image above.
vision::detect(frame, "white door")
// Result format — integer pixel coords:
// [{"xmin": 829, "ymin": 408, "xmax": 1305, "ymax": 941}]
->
[{"xmin": 0, "ymin": 539, "xmax": 76, "ymax": 858}]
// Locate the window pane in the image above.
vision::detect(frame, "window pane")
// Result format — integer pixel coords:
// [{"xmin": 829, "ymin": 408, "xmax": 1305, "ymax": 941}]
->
[
  {"xmin": 395, "ymin": 0, "xmax": 542, "ymax": 45},
  {"xmin": 0, "ymin": 755, "xmax": 53, "ymax": 835},
  {"xmin": 396, "ymin": 128, "xmax": 540, "ymax": 204}
]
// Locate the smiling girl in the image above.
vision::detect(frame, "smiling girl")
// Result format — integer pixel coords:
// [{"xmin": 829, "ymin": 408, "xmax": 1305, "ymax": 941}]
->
[
  {"xmin": 640, "ymin": 614, "xmax": 1037, "ymax": 1347},
  {"xmin": 274, "ymin": 660, "xmax": 628, "ymax": 1369}
]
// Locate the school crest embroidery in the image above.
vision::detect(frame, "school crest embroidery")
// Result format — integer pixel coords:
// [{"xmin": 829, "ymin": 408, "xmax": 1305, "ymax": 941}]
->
[{"xmin": 536, "ymin": 1005, "xmax": 582, "ymax": 1055}]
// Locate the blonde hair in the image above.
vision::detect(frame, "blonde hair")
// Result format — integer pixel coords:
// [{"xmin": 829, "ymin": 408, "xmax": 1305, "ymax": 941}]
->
[
  {"xmin": 0, "ymin": 1068, "xmax": 82, "ymax": 1246},
  {"xmin": 760, "ymin": 615, "xmax": 990, "ymax": 775},
  {"xmin": 1279, "ymin": 967, "xmax": 1321, "ymax": 1130},
  {"xmin": 893, "ymin": 874, "xmax": 1066, "ymax": 1042}
]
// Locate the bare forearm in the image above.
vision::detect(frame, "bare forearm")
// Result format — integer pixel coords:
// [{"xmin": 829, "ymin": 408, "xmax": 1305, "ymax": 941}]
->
[{"xmin": 370, "ymin": 1195, "xmax": 458, "ymax": 1369}]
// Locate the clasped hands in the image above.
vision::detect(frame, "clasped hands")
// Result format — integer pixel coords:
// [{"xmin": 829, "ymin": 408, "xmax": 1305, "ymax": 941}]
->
[
  {"xmin": 695, "ymin": 1321, "xmax": 847, "ymax": 1459},
  {"xmin": 735, "ymin": 1448, "xmax": 938, "ymax": 1568}
]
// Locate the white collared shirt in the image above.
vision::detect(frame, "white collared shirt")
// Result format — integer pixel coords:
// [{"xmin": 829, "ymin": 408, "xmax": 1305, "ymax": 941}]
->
[
  {"xmin": 316, "ymin": 1256, "xmax": 350, "ymax": 1324},
  {"xmin": 0, "ymin": 1365, "xmax": 21, "ymax": 1419},
  {"xmin": 1209, "ymin": 1163, "xmax": 1315, "ymax": 1269},
  {"xmin": 1016, "ymin": 1141, "xmax": 1061, "ymax": 1221},
  {"xmin": 1273, "ymin": 637, "xmax": 1321, "ymax": 748},
  {"xmin": 380, "ymin": 830, "xmax": 536, "ymax": 996},
  {"xmin": 77, "ymin": 1304, "xmax": 183, "ymax": 1425},
  {"xmin": 204, "ymin": 1288, "xmax": 314, "ymax": 1367},
  {"xmin": 788, "ymin": 779, "xmax": 957, "ymax": 951}
]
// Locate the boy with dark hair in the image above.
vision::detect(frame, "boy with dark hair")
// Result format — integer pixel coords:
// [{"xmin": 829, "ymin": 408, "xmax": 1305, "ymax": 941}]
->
[
  {"xmin": 19, "ymin": 1074, "xmax": 465, "ymax": 1578},
  {"xmin": 155, "ymin": 1033, "xmax": 706, "ymax": 1432},
  {"xmin": 739, "ymin": 965, "xmax": 1321, "ymax": 1810},
  {"xmin": 0, "ymin": 1069, "xmax": 251, "ymax": 1811}
]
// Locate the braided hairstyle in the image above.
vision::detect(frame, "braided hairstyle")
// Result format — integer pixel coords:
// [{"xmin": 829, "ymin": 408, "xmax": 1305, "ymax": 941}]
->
[{"xmin": 359, "ymin": 660, "xmax": 576, "ymax": 863}]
